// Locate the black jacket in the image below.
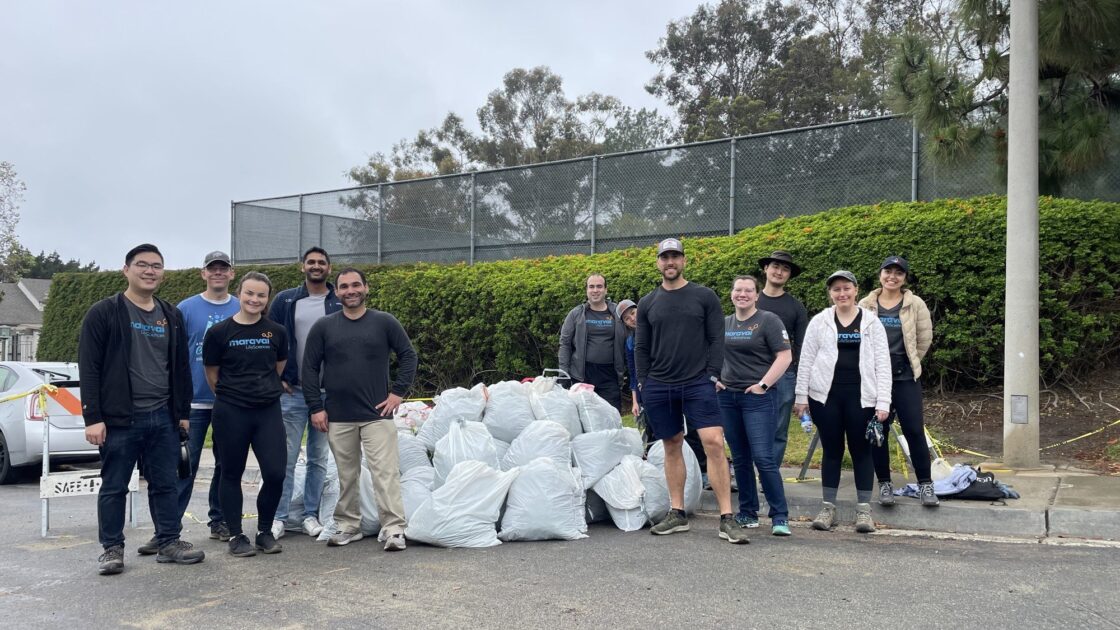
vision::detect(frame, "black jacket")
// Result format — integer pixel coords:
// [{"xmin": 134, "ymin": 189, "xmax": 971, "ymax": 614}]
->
[{"xmin": 78, "ymin": 293, "xmax": 192, "ymax": 427}]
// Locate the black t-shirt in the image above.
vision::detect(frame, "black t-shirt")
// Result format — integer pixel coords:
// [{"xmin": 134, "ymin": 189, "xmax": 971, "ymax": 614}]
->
[
  {"xmin": 202, "ymin": 317, "xmax": 288, "ymax": 407},
  {"xmin": 635, "ymin": 282, "xmax": 724, "ymax": 384},
  {"xmin": 877, "ymin": 300, "xmax": 913, "ymax": 380},
  {"xmin": 833, "ymin": 311, "xmax": 862, "ymax": 386},
  {"xmin": 757, "ymin": 291, "xmax": 808, "ymax": 371}
]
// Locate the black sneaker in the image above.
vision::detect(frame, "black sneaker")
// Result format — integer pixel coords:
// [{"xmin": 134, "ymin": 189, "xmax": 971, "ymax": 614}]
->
[
  {"xmin": 228, "ymin": 534, "xmax": 257, "ymax": 557},
  {"xmin": 137, "ymin": 535, "xmax": 160, "ymax": 555},
  {"xmin": 255, "ymin": 531, "xmax": 282, "ymax": 554},
  {"xmin": 210, "ymin": 522, "xmax": 232, "ymax": 542},
  {"xmin": 156, "ymin": 540, "xmax": 206, "ymax": 564},
  {"xmin": 98, "ymin": 545, "xmax": 124, "ymax": 575}
]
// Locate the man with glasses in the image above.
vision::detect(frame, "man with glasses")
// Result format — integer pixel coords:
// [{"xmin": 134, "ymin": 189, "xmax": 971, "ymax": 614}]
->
[
  {"xmin": 81, "ymin": 244, "xmax": 205, "ymax": 575},
  {"xmin": 269, "ymin": 247, "xmax": 342, "ymax": 540}
]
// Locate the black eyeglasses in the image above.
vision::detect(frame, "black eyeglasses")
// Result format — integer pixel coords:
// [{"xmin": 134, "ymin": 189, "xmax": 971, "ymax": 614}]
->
[{"xmin": 132, "ymin": 261, "xmax": 164, "ymax": 271}]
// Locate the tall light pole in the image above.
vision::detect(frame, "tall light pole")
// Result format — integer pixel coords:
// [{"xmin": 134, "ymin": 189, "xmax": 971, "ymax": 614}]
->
[{"xmin": 1003, "ymin": 0, "xmax": 1040, "ymax": 467}]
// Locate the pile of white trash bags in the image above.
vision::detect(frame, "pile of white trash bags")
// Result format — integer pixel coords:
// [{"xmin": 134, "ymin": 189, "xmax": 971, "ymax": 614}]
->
[{"xmin": 375, "ymin": 379, "xmax": 700, "ymax": 548}]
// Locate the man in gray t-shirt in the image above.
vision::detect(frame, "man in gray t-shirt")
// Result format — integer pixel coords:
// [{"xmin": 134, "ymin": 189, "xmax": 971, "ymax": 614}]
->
[
  {"xmin": 558, "ymin": 274, "xmax": 627, "ymax": 410},
  {"xmin": 125, "ymin": 299, "xmax": 171, "ymax": 411}
]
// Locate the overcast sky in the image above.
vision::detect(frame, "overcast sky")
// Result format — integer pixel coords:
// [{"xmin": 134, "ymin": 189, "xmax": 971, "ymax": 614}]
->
[{"xmin": 2, "ymin": 0, "xmax": 699, "ymax": 270}]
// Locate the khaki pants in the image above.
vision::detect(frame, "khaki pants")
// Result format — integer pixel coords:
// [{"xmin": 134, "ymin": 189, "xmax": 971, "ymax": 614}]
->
[{"xmin": 327, "ymin": 420, "xmax": 407, "ymax": 538}]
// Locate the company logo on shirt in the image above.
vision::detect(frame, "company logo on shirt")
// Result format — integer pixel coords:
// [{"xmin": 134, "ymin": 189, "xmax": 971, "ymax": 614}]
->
[
  {"xmin": 131, "ymin": 319, "xmax": 167, "ymax": 337},
  {"xmin": 229, "ymin": 333, "xmax": 273, "ymax": 349},
  {"xmin": 837, "ymin": 328, "xmax": 861, "ymax": 343},
  {"xmin": 726, "ymin": 323, "xmax": 758, "ymax": 339},
  {"xmin": 586, "ymin": 318, "xmax": 613, "ymax": 327},
  {"xmin": 879, "ymin": 316, "xmax": 902, "ymax": 329}
]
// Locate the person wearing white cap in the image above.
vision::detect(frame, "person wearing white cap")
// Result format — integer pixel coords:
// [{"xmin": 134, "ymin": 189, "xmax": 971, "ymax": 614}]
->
[
  {"xmin": 858, "ymin": 256, "xmax": 937, "ymax": 507},
  {"xmin": 794, "ymin": 270, "xmax": 892, "ymax": 534}
]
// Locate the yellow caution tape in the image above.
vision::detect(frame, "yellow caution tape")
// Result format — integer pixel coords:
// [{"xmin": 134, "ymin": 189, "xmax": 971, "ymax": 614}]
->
[
  {"xmin": 0, "ymin": 382, "xmax": 58, "ymax": 404},
  {"xmin": 1039, "ymin": 418, "xmax": 1120, "ymax": 451},
  {"xmin": 927, "ymin": 436, "xmax": 992, "ymax": 460}
]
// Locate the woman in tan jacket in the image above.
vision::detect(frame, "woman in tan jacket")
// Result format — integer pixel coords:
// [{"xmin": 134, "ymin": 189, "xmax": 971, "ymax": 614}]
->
[{"xmin": 858, "ymin": 256, "xmax": 937, "ymax": 507}]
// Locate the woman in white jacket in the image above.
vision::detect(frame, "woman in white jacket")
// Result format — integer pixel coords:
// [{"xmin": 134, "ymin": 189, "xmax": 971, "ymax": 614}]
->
[{"xmin": 793, "ymin": 270, "xmax": 892, "ymax": 533}]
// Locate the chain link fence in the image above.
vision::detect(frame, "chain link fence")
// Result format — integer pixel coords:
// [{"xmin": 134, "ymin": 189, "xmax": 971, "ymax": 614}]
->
[{"xmin": 232, "ymin": 115, "xmax": 1120, "ymax": 265}]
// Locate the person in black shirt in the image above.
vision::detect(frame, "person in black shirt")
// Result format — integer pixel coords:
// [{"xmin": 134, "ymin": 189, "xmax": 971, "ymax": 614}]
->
[
  {"xmin": 304, "ymin": 268, "xmax": 417, "ymax": 550},
  {"xmin": 203, "ymin": 272, "xmax": 289, "ymax": 557},
  {"xmin": 756, "ymin": 250, "xmax": 808, "ymax": 467},
  {"xmin": 636, "ymin": 238, "xmax": 747, "ymax": 544}
]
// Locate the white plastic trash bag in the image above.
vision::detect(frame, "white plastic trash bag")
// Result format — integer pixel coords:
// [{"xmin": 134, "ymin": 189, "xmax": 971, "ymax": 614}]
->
[
  {"xmin": 493, "ymin": 439, "xmax": 510, "ymax": 464},
  {"xmin": 646, "ymin": 440, "xmax": 702, "ymax": 515},
  {"xmin": 638, "ymin": 458, "xmax": 670, "ymax": 524},
  {"xmin": 433, "ymin": 418, "xmax": 500, "ymax": 487},
  {"xmin": 359, "ymin": 464, "xmax": 382, "ymax": 536},
  {"xmin": 527, "ymin": 377, "xmax": 582, "ymax": 438},
  {"xmin": 400, "ymin": 466, "xmax": 435, "ymax": 521},
  {"xmin": 394, "ymin": 400, "xmax": 431, "ymax": 434},
  {"xmin": 483, "ymin": 380, "xmax": 536, "ymax": 443},
  {"xmin": 416, "ymin": 383, "xmax": 488, "ymax": 451},
  {"xmin": 287, "ymin": 448, "xmax": 340, "ymax": 532},
  {"xmin": 593, "ymin": 455, "xmax": 648, "ymax": 532},
  {"xmin": 585, "ymin": 489, "xmax": 610, "ymax": 524},
  {"xmin": 570, "ymin": 386, "xmax": 623, "ymax": 433},
  {"xmin": 498, "ymin": 458, "xmax": 588, "ymax": 542},
  {"xmin": 501, "ymin": 420, "xmax": 572, "ymax": 471},
  {"xmin": 570, "ymin": 428, "xmax": 644, "ymax": 489},
  {"xmin": 407, "ymin": 460, "xmax": 519, "ymax": 548},
  {"xmin": 398, "ymin": 432, "xmax": 432, "ymax": 474}
]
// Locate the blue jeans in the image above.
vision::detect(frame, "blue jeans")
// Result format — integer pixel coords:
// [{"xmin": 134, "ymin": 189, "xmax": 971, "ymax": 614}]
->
[
  {"xmin": 176, "ymin": 408, "xmax": 223, "ymax": 526},
  {"xmin": 772, "ymin": 371, "xmax": 797, "ymax": 466},
  {"xmin": 98, "ymin": 406, "xmax": 181, "ymax": 549},
  {"xmin": 718, "ymin": 388, "xmax": 789, "ymax": 521},
  {"xmin": 276, "ymin": 391, "xmax": 329, "ymax": 522}
]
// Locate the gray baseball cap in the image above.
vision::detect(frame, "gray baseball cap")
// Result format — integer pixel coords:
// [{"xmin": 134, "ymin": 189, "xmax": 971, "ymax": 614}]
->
[
  {"xmin": 826, "ymin": 270, "xmax": 858, "ymax": 287},
  {"xmin": 615, "ymin": 299, "xmax": 637, "ymax": 319},
  {"xmin": 203, "ymin": 251, "xmax": 231, "ymax": 267},
  {"xmin": 656, "ymin": 238, "xmax": 684, "ymax": 256}
]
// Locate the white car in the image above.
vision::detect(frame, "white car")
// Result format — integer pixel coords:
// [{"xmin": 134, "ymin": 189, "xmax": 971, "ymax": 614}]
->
[{"xmin": 0, "ymin": 361, "xmax": 96, "ymax": 484}]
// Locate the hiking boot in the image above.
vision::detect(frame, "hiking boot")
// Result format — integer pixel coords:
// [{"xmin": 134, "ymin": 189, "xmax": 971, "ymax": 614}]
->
[
  {"xmin": 650, "ymin": 509, "xmax": 690, "ymax": 536},
  {"xmin": 137, "ymin": 535, "xmax": 159, "ymax": 555},
  {"xmin": 228, "ymin": 534, "xmax": 256, "ymax": 557},
  {"xmin": 855, "ymin": 503, "xmax": 876, "ymax": 533},
  {"xmin": 812, "ymin": 502, "xmax": 837, "ymax": 531},
  {"xmin": 328, "ymin": 530, "xmax": 364, "ymax": 547},
  {"xmin": 734, "ymin": 514, "xmax": 759, "ymax": 529},
  {"xmin": 156, "ymin": 540, "xmax": 206, "ymax": 564},
  {"xmin": 255, "ymin": 531, "xmax": 282, "ymax": 554},
  {"xmin": 771, "ymin": 519, "xmax": 792, "ymax": 537},
  {"xmin": 919, "ymin": 482, "xmax": 940, "ymax": 507},
  {"xmin": 718, "ymin": 515, "xmax": 751, "ymax": 544},
  {"xmin": 97, "ymin": 545, "xmax": 124, "ymax": 576},
  {"xmin": 210, "ymin": 522, "xmax": 231, "ymax": 542},
  {"xmin": 302, "ymin": 516, "xmax": 324, "ymax": 537},
  {"xmin": 271, "ymin": 519, "xmax": 286, "ymax": 540},
  {"xmin": 384, "ymin": 533, "xmax": 406, "ymax": 552},
  {"xmin": 878, "ymin": 481, "xmax": 896, "ymax": 506}
]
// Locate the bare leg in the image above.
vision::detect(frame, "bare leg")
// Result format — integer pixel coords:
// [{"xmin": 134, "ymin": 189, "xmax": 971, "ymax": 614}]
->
[
  {"xmin": 662, "ymin": 433, "xmax": 686, "ymax": 510},
  {"xmin": 699, "ymin": 426, "xmax": 732, "ymax": 515}
]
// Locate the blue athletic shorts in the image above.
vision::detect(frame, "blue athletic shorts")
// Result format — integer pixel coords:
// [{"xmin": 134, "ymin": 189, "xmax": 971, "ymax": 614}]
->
[{"xmin": 640, "ymin": 374, "xmax": 723, "ymax": 441}]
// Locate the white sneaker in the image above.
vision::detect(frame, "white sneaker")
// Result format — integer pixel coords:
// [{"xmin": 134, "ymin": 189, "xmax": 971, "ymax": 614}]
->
[
  {"xmin": 383, "ymin": 533, "xmax": 406, "ymax": 552},
  {"xmin": 302, "ymin": 516, "xmax": 324, "ymax": 537},
  {"xmin": 271, "ymin": 519, "xmax": 286, "ymax": 540}
]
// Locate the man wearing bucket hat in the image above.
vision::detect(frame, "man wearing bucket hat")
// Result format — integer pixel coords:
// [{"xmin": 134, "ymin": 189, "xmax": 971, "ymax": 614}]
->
[
  {"xmin": 757, "ymin": 250, "xmax": 808, "ymax": 467},
  {"xmin": 635, "ymin": 238, "xmax": 747, "ymax": 543}
]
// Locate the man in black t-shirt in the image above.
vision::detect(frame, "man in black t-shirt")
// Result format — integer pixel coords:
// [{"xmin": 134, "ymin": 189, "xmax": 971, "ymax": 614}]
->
[
  {"xmin": 80, "ymin": 244, "xmax": 204, "ymax": 575},
  {"xmin": 757, "ymin": 250, "xmax": 809, "ymax": 467},
  {"xmin": 635, "ymin": 238, "xmax": 747, "ymax": 543},
  {"xmin": 303, "ymin": 268, "xmax": 418, "ymax": 550}
]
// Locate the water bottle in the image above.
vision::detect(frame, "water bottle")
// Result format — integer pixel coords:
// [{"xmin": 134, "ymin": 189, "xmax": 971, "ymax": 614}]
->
[{"xmin": 800, "ymin": 412, "xmax": 813, "ymax": 434}]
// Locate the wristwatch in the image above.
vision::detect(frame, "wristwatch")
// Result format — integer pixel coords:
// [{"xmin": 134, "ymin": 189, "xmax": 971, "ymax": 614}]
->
[
  {"xmin": 709, "ymin": 376, "xmax": 719, "ymax": 384},
  {"xmin": 758, "ymin": 382, "xmax": 769, "ymax": 392}
]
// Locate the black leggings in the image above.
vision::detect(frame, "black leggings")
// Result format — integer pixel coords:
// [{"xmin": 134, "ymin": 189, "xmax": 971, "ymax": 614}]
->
[
  {"xmin": 809, "ymin": 384, "xmax": 875, "ymax": 493},
  {"xmin": 872, "ymin": 378, "xmax": 932, "ymax": 484},
  {"xmin": 213, "ymin": 398, "xmax": 286, "ymax": 537}
]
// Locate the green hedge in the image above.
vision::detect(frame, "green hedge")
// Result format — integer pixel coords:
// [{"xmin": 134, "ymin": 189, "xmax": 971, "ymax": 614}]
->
[{"xmin": 39, "ymin": 196, "xmax": 1120, "ymax": 393}]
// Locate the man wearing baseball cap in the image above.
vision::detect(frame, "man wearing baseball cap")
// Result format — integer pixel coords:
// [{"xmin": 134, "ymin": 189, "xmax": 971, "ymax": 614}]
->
[
  {"xmin": 757, "ymin": 250, "xmax": 808, "ymax": 467},
  {"xmin": 636, "ymin": 238, "xmax": 747, "ymax": 543},
  {"xmin": 171, "ymin": 251, "xmax": 240, "ymax": 545}
]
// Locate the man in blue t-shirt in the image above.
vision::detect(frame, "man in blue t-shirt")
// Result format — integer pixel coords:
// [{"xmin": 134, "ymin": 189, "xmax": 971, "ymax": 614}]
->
[{"xmin": 175, "ymin": 251, "xmax": 240, "ymax": 541}]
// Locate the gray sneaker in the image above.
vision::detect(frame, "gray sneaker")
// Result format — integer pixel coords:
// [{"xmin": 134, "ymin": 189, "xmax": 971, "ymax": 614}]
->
[
  {"xmin": 98, "ymin": 545, "xmax": 124, "ymax": 576},
  {"xmin": 384, "ymin": 533, "xmax": 406, "ymax": 552},
  {"xmin": 718, "ymin": 517, "xmax": 750, "ymax": 544},
  {"xmin": 156, "ymin": 540, "xmax": 206, "ymax": 564},
  {"xmin": 328, "ymin": 530, "xmax": 364, "ymax": 546},
  {"xmin": 650, "ymin": 510, "xmax": 690, "ymax": 535},
  {"xmin": 878, "ymin": 481, "xmax": 896, "ymax": 506},
  {"xmin": 919, "ymin": 482, "xmax": 940, "ymax": 507},
  {"xmin": 855, "ymin": 503, "xmax": 876, "ymax": 533},
  {"xmin": 137, "ymin": 535, "xmax": 159, "ymax": 555},
  {"xmin": 812, "ymin": 502, "xmax": 837, "ymax": 531}
]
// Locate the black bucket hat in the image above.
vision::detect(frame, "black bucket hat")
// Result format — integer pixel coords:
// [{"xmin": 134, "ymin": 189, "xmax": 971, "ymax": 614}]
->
[{"xmin": 758, "ymin": 250, "xmax": 802, "ymax": 278}]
